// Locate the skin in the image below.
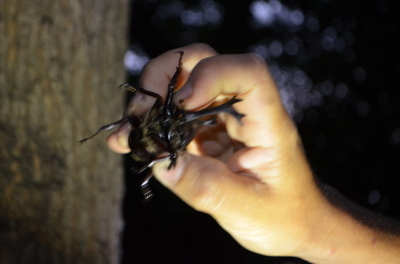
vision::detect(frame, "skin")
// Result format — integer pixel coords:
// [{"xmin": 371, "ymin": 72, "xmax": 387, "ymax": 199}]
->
[{"xmin": 108, "ymin": 43, "xmax": 400, "ymax": 263}]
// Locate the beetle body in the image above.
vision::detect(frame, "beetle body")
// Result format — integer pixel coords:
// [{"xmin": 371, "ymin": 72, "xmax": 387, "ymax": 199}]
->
[
  {"xmin": 128, "ymin": 107, "xmax": 203, "ymax": 163},
  {"xmin": 79, "ymin": 51, "xmax": 244, "ymax": 200}
]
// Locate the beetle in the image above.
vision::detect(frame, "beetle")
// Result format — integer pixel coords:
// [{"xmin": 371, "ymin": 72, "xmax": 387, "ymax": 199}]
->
[{"xmin": 79, "ymin": 51, "xmax": 244, "ymax": 200}]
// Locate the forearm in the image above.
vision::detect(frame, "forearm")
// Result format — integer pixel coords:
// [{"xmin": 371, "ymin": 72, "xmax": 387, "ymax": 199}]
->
[{"xmin": 299, "ymin": 185, "xmax": 400, "ymax": 264}]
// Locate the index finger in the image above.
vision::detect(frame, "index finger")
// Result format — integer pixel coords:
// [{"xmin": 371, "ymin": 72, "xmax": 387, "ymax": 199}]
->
[{"xmin": 175, "ymin": 53, "xmax": 297, "ymax": 149}]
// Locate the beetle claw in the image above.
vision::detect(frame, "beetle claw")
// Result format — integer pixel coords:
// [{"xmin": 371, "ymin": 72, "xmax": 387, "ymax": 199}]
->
[{"xmin": 167, "ymin": 153, "xmax": 178, "ymax": 170}]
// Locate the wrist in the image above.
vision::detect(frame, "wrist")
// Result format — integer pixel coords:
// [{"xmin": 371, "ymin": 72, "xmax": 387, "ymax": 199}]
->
[{"xmin": 296, "ymin": 185, "xmax": 400, "ymax": 264}]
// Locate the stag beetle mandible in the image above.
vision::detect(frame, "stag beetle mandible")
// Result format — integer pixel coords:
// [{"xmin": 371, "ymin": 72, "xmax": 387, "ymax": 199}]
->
[{"xmin": 79, "ymin": 51, "xmax": 244, "ymax": 200}]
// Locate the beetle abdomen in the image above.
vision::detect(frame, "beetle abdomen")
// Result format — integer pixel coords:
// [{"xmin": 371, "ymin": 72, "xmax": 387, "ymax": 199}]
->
[{"xmin": 129, "ymin": 139, "xmax": 161, "ymax": 163}]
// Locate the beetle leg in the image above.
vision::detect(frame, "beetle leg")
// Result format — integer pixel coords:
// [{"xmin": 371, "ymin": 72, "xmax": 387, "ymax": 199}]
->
[
  {"xmin": 162, "ymin": 52, "xmax": 185, "ymax": 167},
  {"xmin": 164, "ymin": 51, "xmax": 184, "ymax": 118},
  {"xmin": 141, "ymin": 171, "xmax": 154, "ymax": 201},
  {"xmin": 119, "ymin": 84, "xmax": 164, "ymax": 110},
  {"xmin": 131, "ymin": 153, "xmax": 171, "ymax": 175},
  {"xmin": 138, "ymin": 151, "xmax": 179, "ymax": 201},
  {"xmin": 201, "ymin": 116, "xmax": 218, "ymax": 126},
  {"xmin": 138, "ymin": 154, "xmax": 171, "ymax": 201},
  {"xmin": 119, "ymin": 84, "xmax": 163, "ymax": 101},
  {"xmin": 150, "ymin": 130, "xmax": 179, "ymax": 169},
  {"xmin": 184, "ymin": 97, "xmax": 245, "ymax": 124},
  {"xmin": 169, "ymin": 51, "xmax": 184, "ymax": 91},
  {"xmin": 135, "ymin": 156, "xmax": 171, "ymax": 201},
  {"xmin": 78, "ymin": 116, "xmax": 128, "ymax": 144},
  {"xmin": 131, "ymin": 163, "xmax": 151, "ymax": 175}
]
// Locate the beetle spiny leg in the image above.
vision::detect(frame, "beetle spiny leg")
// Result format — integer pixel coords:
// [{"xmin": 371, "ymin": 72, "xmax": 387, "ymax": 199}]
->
[
  {"xmin": 169, "ymin": 52, "xmax": 183, "ymax": 91},
  {"xmin": 164, "ymin": 51, "xmax": 184, "ymax": 119},
  {"xmin": 141, "ymin": 171, "xmax": 154, "ymax": 202},
  {"xmin": 138, "ymin": 152, "xmax": 180, "ymax": 201},
  {"xmin": 119, "ymin": 83, "xmax": 137, "ymax": 93},
  {"xmin": 175, "ymin": 50, "xmax": 185, "ymax": 68},
  {"xmin": 119, "ymin": 83, "xmax": 164, "ymax": 104}
]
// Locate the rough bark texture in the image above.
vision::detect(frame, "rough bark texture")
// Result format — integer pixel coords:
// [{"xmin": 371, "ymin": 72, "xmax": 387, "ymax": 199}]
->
[{"xmin": 0, "ymin": 0, "xmax": 128, "ymax": 263}]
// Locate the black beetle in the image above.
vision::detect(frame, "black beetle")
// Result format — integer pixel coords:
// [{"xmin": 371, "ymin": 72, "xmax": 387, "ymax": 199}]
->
[{"xmin": 79, "ymin": 51, "xmax": 244, "ymax": 200}]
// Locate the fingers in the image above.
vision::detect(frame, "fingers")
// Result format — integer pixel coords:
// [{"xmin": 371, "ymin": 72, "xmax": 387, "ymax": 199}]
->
[
  {"xmin": 129, "ymin": 43, "xmax": 218, "ymax": 116},
  {"xmin": 152, "ymin": 153, "xmax": 260, "ymax": 217},
  {"xmin": 106, "ymin": 122, "xmax": 131, "ymax": 153},
  {"xmin": 175, "ymin": 53, "xmax": 298, "ymax": 150}
]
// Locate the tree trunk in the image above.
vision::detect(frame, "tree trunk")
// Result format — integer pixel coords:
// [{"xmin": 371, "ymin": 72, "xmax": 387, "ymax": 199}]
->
[{"xmin": 0, "ymin": 0, "xmax": 128, "ymax": 263}]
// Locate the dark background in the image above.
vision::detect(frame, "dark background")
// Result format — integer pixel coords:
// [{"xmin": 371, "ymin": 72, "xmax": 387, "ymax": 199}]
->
[{"xmin": 121, "ymin": 0, "xmax": 400, "ymax": 263}]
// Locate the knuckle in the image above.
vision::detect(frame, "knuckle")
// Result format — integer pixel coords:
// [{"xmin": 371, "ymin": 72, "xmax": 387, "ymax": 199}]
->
[
  {"xmin": 187, "ymin": 42, "xmax": 216, "ymax": 55},
  {"xmin": 183, "ymin": 162, "xmax": 223, "ymax": 211},
  {"xmin": 246, "ymin": 53, "xmax": 267, "ymax": 69},
  {"xmin": 190, "ymin": 185, "xmax": 219, "ymax": 212},
  {"xmin": 140, "ymin": 59, "xmax": 157, "ymax": 79}
]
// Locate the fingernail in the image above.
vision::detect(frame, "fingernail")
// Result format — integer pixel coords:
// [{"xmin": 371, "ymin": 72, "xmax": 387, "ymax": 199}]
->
[
  {"xmin": 116, "ymin": 122, "xmax": 131, "ymax": 149},
  {"xmin": 153, "ymin": 154, "xmax": 188, "ymax": 186}
]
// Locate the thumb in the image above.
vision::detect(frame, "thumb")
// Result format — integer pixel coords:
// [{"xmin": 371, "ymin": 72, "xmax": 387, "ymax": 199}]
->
[{"xmin": 152, "ymin": 153, "xmax": 255, "ymax": 215}]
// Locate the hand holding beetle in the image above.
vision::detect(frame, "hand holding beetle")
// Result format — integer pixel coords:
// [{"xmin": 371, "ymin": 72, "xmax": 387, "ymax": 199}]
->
[{"xmin": 108, "ymin": 44, "xmax": 400, "ymax": 263}]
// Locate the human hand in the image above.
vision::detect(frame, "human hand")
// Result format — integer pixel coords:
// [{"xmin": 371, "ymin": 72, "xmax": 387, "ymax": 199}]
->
[
  {"xmin": 107, "ymin": 43, "xmax": 400, "ymax": 263},
  {"xmin": 108, "ymin": 43, "xmax": 326, "ymax": 257}
]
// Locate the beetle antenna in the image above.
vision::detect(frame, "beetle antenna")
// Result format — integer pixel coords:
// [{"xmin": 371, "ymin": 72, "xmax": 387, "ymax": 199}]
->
[{"xmin": 78, "ymin": 117, "xmax": 128, "ymax": 145}]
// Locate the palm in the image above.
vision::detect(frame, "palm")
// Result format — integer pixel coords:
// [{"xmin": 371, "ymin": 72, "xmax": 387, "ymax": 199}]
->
[{"xmin": 188, "ymin": 119, "xmax": 243, "ymax": 163}]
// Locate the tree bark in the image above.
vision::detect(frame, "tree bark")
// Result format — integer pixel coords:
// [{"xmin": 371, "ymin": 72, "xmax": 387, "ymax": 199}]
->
[{"xmin": 0, "ymin": 0, "xmax": 128, "ymax": 263}]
